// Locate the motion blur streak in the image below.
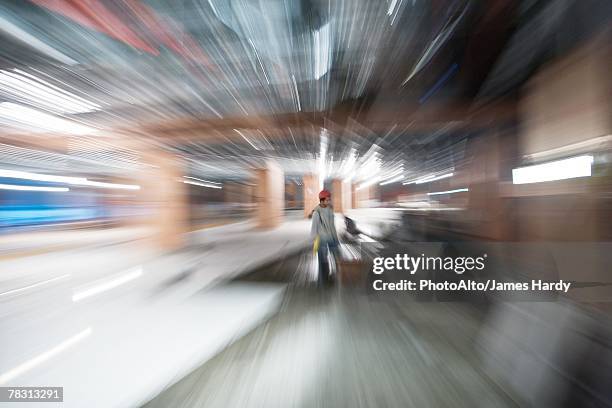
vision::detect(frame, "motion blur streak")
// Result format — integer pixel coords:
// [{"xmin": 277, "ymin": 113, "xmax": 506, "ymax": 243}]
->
[
  {"xmin": 0, "ymin": 274, "xmax": 70, "ymax": 297},
  {"xmin": 72, "ymin": 267, "xmax": 143, "ymax": 302},
  {"xmin": 0, "ymin": 0, "xmax": 610, "ymax": 407},
  {"xmin": 426, "ymin": 187, "xmax": 469, "ymax": 196},
  {"xmin": 0, "ymin": 183, "xmax": 69, "ymax": 192},
  {"xmin": 0, "ymin": 328, "xmax": 92, "ymax": 384}
]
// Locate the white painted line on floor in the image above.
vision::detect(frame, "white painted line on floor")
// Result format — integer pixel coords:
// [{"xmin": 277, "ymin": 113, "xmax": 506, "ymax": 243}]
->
[
  {"xmin": 0, "ymin": 327, "xmax": 92, "ymax": 384},
  {"xmin": 72, "ymin": 267, "xmax": 142, "ymax": 302},
  {"xmin": 0, "ymin": 274, "xmax": 71, "ymax": 298}
]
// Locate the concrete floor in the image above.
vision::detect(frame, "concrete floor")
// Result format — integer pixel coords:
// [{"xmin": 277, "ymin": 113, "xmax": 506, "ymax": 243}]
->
[
  {"xmin": 144, "ymin": 254, "xmax": 519, "ymax": 408},
  {"xmin": 0, "ymin": 209, "xmax": 402, "ymax": 407}
]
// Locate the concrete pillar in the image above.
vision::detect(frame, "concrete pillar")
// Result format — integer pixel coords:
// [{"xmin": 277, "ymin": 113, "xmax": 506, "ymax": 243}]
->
[
  {"xmin": 331, "ymin": 178, "xmax": 351, "ymax": 213},
  {"xmin": 285, "ymin": 181, "xmax": 298, "ymax": 209},
  {"xmin": 302, "ymin": 174, "xmax": 319, "ymax": 217},
  {"xmin": 139, "ymin": 149, "xmax": 188, "ymax": 250},
  {"xmin": 253, "ymin": 160, "xmax": 284, "ymax": 229},
  {"xmin": 460, "ymin": 130, "xmax": 516, "ymax": 240}
]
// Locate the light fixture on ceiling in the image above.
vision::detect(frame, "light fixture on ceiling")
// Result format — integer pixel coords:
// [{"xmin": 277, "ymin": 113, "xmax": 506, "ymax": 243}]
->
[
  {"xmin": 183, "ymin": 176, "xmax": 222, "ymax": 189},
  {"xmin": 0, "ymin": 69, "xmax": 100, "ymax": 114},
  {"xmin": 404, "ymin": 172, "xmax": 454, "ymax": 185},
  {"xmin": 0, "ymin": 103, "xmax": 96, "ymax": 135},
  {"xmin": 0, "ymin": 168, "xmax": 140, "ymax": 190},
  {"xmin": 427, "ymin": 188, "xmax": 468, "ymax": 196},
  {"xmin": 512, "ymin": 155, "xmax": 594, "ymax": 184},
  {"xmin": 0, "ymin": 183, "xmax": 69, "ymax": 192}
]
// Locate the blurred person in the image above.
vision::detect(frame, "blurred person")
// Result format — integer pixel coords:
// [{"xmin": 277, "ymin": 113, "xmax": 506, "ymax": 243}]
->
[{"xmin": 311, "ymin": 189, "xmax": 339, "ymax": 286}]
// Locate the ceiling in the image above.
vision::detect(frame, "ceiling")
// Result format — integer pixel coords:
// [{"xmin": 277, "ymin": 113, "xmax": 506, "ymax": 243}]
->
[{"xmin": 0, "ymin": 0, "xmax": 609, "ymax": 183}]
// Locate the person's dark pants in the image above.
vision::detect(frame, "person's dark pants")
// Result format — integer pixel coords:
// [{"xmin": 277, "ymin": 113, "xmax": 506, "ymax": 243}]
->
[{"xmin": 318, "ymin": 239, "xmax": 339, "ymax": 285}]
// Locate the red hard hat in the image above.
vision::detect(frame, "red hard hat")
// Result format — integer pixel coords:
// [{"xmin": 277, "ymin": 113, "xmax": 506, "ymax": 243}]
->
[{"xmin": 319, "ymin": 189, "xmax": 331, "ymax": 199}]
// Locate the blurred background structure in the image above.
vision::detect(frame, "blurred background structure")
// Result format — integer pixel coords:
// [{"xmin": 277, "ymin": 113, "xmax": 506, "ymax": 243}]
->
[{"xmin": 0, "ymin": 0, "xmax": 611, "ymax": 407}]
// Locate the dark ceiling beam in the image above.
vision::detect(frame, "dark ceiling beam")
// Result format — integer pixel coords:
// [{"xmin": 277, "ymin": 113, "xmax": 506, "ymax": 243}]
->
[
  {"xmin": 364, "ymin": 100, "xmax": 517, "ymax": 129},
  {"xmin": 132, "ymin": 99, "xmax": 517, "ymax": 141}
]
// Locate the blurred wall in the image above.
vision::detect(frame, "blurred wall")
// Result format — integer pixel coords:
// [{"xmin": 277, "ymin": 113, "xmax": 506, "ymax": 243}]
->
[
  {"xmin": 516, "ymin": 35, "xmax": 612, "ymax": 242},
  {"xmin": 520, "ymin": 37, "xmax": 611, "ymax": 155}
]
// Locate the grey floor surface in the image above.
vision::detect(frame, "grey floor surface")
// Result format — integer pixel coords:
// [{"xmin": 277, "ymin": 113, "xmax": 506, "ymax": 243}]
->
[{"xmin": 144, "ymin": 253, "xmax": 519, "ymax": 408}]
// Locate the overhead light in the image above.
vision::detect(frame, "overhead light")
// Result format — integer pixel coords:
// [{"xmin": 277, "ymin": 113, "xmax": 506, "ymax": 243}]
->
[
  {"xmin": 512, "ymin": 155, "xmax": 594, "ymax": 184},
  {"xmin": 357, "ymin": 176, "xmax": 381, "ymax": 190},
  {"xmin": 0, "ymin": 168, "xmax": 140, "ymax": 190},
  {"xmin": 78, "ymin": 180, "xmax": 140, "ymax": 190},
  {"xmin": 0, "ymin": 169, "xmax": 86, "ymax": 184},
  {"xmin": 291, "ymin": 75, "xmax": 302, "ymax": 111},
  {"xmin": 0, "ymin": 69, "xmax": 100, "ymax": 114},
  {"xmin": 0, "ymin": 103, "xmax": 96, "ymax": 134},
  {"xmin": 233, "ymin": 128, "xmax": 260, "ymax": 150},
  {"xmin": 404, "ymin": 172, "xmax": 454, "ymax": 185},
  {"xmin": 427, "ymin": 188, "xmax": 469, "ymax": 196},
  {"xmin": 247, "ymin": 38, "xmax": 271, "ymax": 85},
  {"xmin": 318, "ymin": 129, "xmax": 328, "ymax": 189},
  {"xmin": 0, "ymin": 183, "xmax": 69, "ymax": 192},
  {"xmin": 184, "ymin": 176, "xmax": 221, "ymax": 185},
  {"xmin": 355, "ymin": 147, "xmax": 382, "ymax": 184},
  {"xmin": 207, "ymin": 0, "xmax": 220, "ymax": 17},
  {"xmin": 340, "ymin": 148, "xmax": 357, "ymax": 182},
  {"xmin": 387, "ymin": 0, "xmax": 401, "ymax": 16},
  {"xmin": 379, "ymin": 175, "xmax": 404, "ymax": 185},
  {"xmin": 378, "ymin": 165, "xmax": 404, "ymax": 184},
  {"xmin": 416, "ymin": 172, "xmax": 453, "ymax": 184},
  {"xmin": 183, "ymin": 180, "xmax": 222, "ymax": 189},
  {"xmin": 313, "ymin": 22, "xmax": 331, "ymax": 80}
]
